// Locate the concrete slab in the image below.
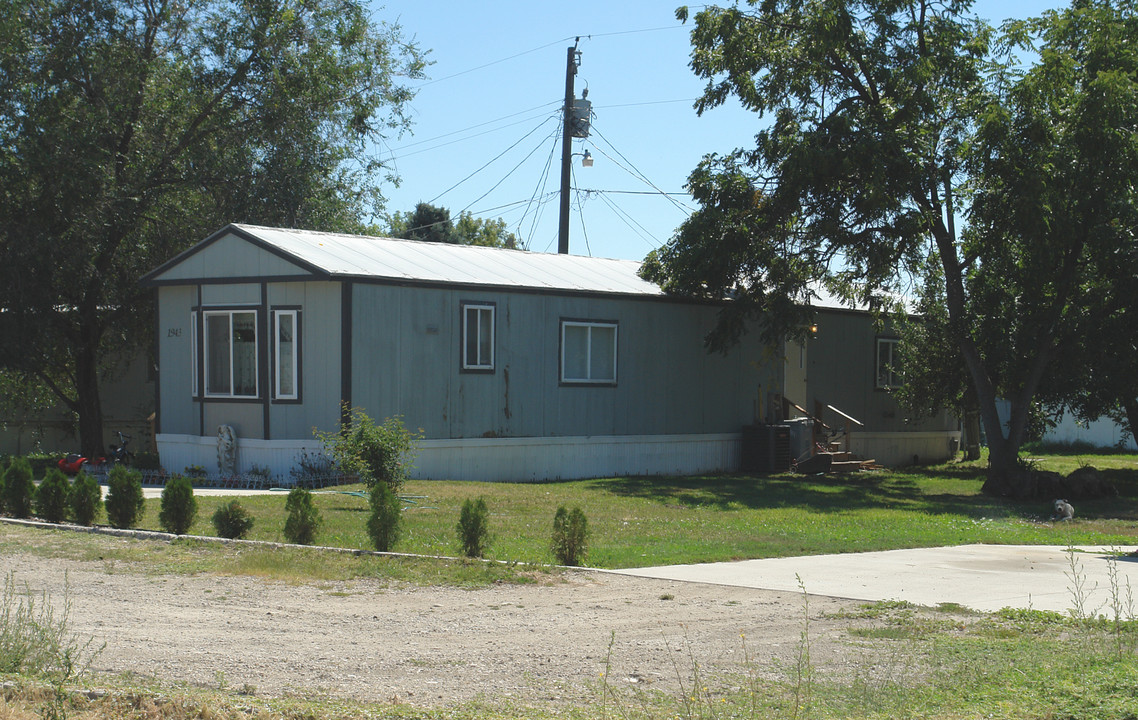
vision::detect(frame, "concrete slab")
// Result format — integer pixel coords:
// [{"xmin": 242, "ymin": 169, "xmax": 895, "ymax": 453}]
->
[{"xmin": 609, "ymin": 544, "xmax": 1138, "ymax": 614}]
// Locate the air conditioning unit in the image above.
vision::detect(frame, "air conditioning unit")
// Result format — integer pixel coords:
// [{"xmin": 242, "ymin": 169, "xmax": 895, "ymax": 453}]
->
[{"xmin": 741, "ymin": 424, "xmax": 791, "ymax": 473}]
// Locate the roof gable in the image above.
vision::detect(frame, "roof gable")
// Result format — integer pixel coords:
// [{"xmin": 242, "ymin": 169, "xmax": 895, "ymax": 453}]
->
[{"xmin": 141, "ymin": 226, "xmax": 328, "ymax": 285}]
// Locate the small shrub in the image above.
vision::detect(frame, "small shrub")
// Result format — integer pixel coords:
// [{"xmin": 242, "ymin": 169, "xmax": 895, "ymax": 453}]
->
[
  {"xmin": 212, "ymin": 500, "xmax": 254, "ymax": 539},
  {"xmin": 133, "ymin": 452, "xmax": 162, "ymax": 471},
  {"xmin": 456, "ymin": 498, "xmax": 490, "ymax": 558},
  {"xmin": 366, "ymin": 481, "xmax": 403, "ymax": 552},
  {"xmin": 316, "ymin": 406, "xmax": 422, "ymax": 493},
  {"xmin": 551, "ymin": 506, "xmax": 589, "ymax": 566},
  {"xmin": 2, "ymin": 458, "xmax": 35, "ymax": 518},
  {"xmin": 183, "ymin": 465, "xmax": 207, "ymax": 479},
  {"xmin": 283, "ymin": 487, "xmax": 321, "ymax": 545},
  {"xmin": 68, "ymin": 472, "xmax": 102, "ymax": 526},
  {"xmin": 104, "ymin": 465, "xmax": 144, "ymax": 529},
  {"xmin": 33, "ymin": 469, "xmax": 70, "ymax": 523},
  {"xmin": 159, "ymin": 475, "xmax": 197, "ymax": 535},
  {"xmin": 289, "ymin": 450, "xmax": 336, "ymax": 488}
]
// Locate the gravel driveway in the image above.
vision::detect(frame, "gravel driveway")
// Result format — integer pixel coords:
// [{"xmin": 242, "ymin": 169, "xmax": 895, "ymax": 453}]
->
[{"xmin": 2, "ymin": 548, "xmax": 869, "ymax": 709}]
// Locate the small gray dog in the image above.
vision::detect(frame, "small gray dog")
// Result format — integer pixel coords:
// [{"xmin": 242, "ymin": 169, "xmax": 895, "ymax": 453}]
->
[{"xmin": 1051, "ymin": 499, "xmax": 1074, "ymax": 522}]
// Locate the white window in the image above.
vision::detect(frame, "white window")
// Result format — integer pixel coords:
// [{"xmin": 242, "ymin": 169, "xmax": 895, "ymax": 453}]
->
[
  {"xmin": 274, "ymin": 309, "xmax": 299, "ymax": 399},
  {"xmin": 876, "ymin": 337, "xmax": 901, "ymax": 389},
  {"xmin": 462, "ymin": 303, "xmax": 494, "ymax": 371},
  {"xmin": 190, "ymin": 312, "xmax": 198, "ymax": 397},
  {"xmin": 561, "ymin": 320, "xmax": 617, "ymax": 384},
  {"xmin": 204, "ymin": 310, "xmax": 258, "ymax": 398}
]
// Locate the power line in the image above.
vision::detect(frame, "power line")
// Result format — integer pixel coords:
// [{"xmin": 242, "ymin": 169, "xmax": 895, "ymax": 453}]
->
[
  {"xmin": 382, "ymin": 100, "xmax": 561, "ymax": 155},
  {"xmin": 588, "ymin": 128, "xmax": 696, "ymax": 214},
  {"xmin": 384, "ymin": 104, "xmax": 561, "ymax": 163},
  {"xmin": 412, "ymin": 25, "xmax": 685, "ymax": 89},
  {"xmin": 458, "ymin": 121, "xmax": 562, "ymax": 215},
  {"xmin": 430, "ymin": 114, "xmax": 559, "ymax": 204}
]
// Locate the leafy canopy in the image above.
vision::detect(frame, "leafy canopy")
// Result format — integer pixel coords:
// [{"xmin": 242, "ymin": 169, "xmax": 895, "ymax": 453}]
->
[
  {"xmin": 0, "ymin": 0, "xmax": 426, "ymax": 454},
  {"xmin": 648, "ymin": 0, "xmax": 1138, "ymax": 485}
]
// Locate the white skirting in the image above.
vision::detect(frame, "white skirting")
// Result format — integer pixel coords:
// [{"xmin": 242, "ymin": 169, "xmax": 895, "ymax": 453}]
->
[
  {"xmin": 156, "ymin": 432, "xmax": 741, "ymax": 483},
  {"xmin": 849, "ymin": 431, "xmax": 962, "ymax": 467},
  {"xmin": 413, "ymin": 433, "xmax": 741, "ymax": 482},
  {"xmin": 155, "ymin": 429, "xmax": 962, "ymax": 483}
]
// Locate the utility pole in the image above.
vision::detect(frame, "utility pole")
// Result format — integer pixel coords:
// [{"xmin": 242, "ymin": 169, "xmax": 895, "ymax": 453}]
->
[{"xmin": 557, "ymin": 40, "xmax": 579, "ymax": 255}]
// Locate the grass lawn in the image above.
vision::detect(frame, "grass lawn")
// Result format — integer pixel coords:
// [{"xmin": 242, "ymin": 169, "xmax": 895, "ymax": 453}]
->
[
  {"xmin": 4, "ymin": 451, "xmax": 1138, "ymax": 720},
  {"xmin": 103, "ymin": 451, "xmax": 1138, "ymax": 569}
]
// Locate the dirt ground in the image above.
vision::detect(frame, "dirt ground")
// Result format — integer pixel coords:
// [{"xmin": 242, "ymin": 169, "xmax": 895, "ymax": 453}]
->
[{"xmin": 2, "ymin": 549, "xmax": 873, "ymax": 710}]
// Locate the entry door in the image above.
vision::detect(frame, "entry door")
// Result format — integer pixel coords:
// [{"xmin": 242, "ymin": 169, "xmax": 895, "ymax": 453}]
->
[{"xmin": 783, "ymin": 338, "xmax": 808, "ymax": 409}]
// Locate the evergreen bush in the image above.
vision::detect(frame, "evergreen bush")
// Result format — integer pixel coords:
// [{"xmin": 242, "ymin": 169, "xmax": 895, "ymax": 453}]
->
[
  {"xmin": 2, "ymin": 458, "xmax": 35, "ymax": 518},
  {"xmin": 33, "ymin": 468, "xmax": 70, "ymax": 523},
  {"xmin": 456, "ymin": 497, "xmax": 490, "ymax": 558},
  {"xmin": 159, "ymin": 475, "xmax": 196, "ymax": 535},
  {"xmin": 366, "ymin": 481, "xmax": 403, "ymax": 552},
  {"xmin": 551, "ymin": 506, "xmax": 589, "ymax": 566},
  {"xmin": 104, "ymin": 465, "xmax": 144, "ymax": 529},
  {"xmin": 212, "ymin": 499, "xmax": 254, "ymax": 539},
  {"xmin": 69, "ymin": 472, "xmax": 102, "ymax": 526},
  {"xmin": 283, "ymin": 487, "xmax": 321, "ymax": 545}
]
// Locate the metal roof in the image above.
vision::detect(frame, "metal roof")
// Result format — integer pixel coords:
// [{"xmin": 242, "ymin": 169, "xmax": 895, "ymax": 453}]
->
[
  {"xmin": 232, "ymin": 224, "xmax": 664, "ymax": 298},
  {"xmin": 144, "ymin": 224, "xmax": 874, "ymax": 312}
]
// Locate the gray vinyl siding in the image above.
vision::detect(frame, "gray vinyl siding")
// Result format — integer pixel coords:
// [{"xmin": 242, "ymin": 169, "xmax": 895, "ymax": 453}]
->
[
  {"xmin": 349, "ymin": 284, "xmax": 773, "ymax": 440},
  {"xmin": 154, "ymin": 232, "xmax": 312, "ymax": 282},
  {"xmin": 806, "ymin": 309, "xmax": 956, "ymax": 433},
  {"xmin": 157, "ymin": 280, "xmax": 343, "ymax": 441},
  {"xmin": 156, "ymin": 285, "xmax": 197, "ymax": 435},
  {"xmin": 267, "ymin": 281, "xmax": 342, "ymax": 439},
  {"xmin": 200, "ymin": 282, "xmax": 260, "ymax": 306}
]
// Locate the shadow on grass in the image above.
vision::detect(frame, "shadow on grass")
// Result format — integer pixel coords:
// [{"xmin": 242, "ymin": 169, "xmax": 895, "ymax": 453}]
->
[
  {"xmin": 592, "ymin": 458, "xmax": 1138, "ymax": 521},
  {"xmin": 590, "ymin": 464, "xmax": 1008, "ymax": 517}
]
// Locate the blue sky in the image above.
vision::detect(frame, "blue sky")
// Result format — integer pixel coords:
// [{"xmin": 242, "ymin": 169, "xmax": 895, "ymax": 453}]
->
[{"xmin": 373, "ymin": 1, "xmax": 1062, "ymax": 262}]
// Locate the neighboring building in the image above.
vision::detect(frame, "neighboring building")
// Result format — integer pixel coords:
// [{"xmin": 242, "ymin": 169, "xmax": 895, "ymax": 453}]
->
[
  {"xmin": 141, "ymin": 224, "xmax": 959, "ymax": 481},
  {"xmin": 0, "ymin": 353, "xmax": 154, "ymax": 457}
]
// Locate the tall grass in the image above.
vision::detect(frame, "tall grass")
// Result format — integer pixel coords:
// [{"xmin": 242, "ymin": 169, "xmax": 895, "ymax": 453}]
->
[{"xmin": 0, "ymin": 572, "xmax": 102, "ymax": 680}]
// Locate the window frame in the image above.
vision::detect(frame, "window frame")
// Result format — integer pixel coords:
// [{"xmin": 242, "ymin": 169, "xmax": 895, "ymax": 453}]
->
[
  {"xmin": 272, "ymin": 308, "xmax": 301, "ymax": 402},
  {"xmin": 460, "ymin": 302, "xmax": 496, "ymax": 373},
  {"xmin": 875, "ymin": 337, "xmax": 901, "ymax": 390},
  {"xmin": 202, "ymin": 308, "xmax": 260, "ymax": 399},
  {"xmin": 560, "ymin": 319, "xmax": 618, "ymax": 386},
  {"xmin": 190, "ymin": 311, "xmax": 199, "ymax": 398}
]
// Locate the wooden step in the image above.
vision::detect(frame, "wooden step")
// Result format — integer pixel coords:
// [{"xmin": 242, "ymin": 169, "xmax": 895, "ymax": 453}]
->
[{"xmin": 830, "ymin": 459, "xmax": 878, "ymax": 472}]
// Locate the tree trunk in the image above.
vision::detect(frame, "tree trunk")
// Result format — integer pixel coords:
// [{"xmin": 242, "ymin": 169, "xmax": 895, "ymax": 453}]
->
[
  {"xmin": 75, "ymin": 327, "xmax": 105, "ymax": 458},
  {"xmin": 1124, "ymin": 399, "xmax": 1138, "ymax": 450},
  {"xmin": 963, "ymin": 386, "xmax": 981, "ymax": 461}
]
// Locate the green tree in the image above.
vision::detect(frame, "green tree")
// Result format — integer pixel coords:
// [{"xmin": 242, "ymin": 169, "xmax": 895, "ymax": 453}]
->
[
  {"xmin": 158, "ymin": 475, "xmax": 196, "ymax": 535},
  {"xmin": 456, "ymin": 498, "xmax": 490, "ymax": 558},
  {"xmin": 391, "ymin": 202, "xmax": 456, "ymax": 244},
  {"xmin": 453, "ymin": 211, "xmax": 521, "ymax": 249},
  {"xmin": 0, "ymin": 0, "xmax": 425, "ymax": 456},
  {"xmin": 283, "ymin": 487, "xmax": 321, "ymax": 545},
  {"xmin": 646, "ymin": 0, "xmax": 1138, "ymax": 492},
  {"xmin": 366, "ymin": 481, "xmax": 402, "ymax": 552},
  {"xmin": 68, "ymin": 471, "xmax": 102, "ymax": 526},
  {"xmin": 104, "ymin": 464, "xmax": 144, "ymax": 529},
  {"xmin": 387, "ymin": 203, "xmax": 521, "ymax": 248},
  {"xmin": 1, "ymin": 457, "xmax": 35, "ymax": 518},
  {"xmin": 33, "ymin": 468, "xmax": 71, "ymax": 523}
]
